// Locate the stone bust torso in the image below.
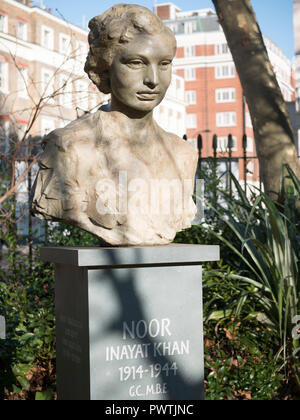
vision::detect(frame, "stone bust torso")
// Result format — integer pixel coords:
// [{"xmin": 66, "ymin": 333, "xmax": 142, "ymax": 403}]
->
[{"xmin": 31, "ymin": 4, "xmax": 198, "ymax": 246}]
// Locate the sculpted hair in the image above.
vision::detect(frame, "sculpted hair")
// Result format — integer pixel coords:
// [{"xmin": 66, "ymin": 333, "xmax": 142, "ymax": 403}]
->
[{"xmin": 84, "ymin": 3, "xmax": 176, "ymax": 94}]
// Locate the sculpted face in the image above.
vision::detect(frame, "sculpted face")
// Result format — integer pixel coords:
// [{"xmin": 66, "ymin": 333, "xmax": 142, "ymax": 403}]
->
[{"xmin": 109, "ymin": 32, "xmax": 176, "ymax": 114}]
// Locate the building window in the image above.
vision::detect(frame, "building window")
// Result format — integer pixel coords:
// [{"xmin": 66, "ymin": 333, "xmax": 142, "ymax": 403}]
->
[
  {"xmin": 185, "ymin": 68, "xmax": 196, "ymax": 81},
  {"xmin": 0, "ymin": 13, "xmax": 8, "ymax": 33},
  {"xmin": 217, "ymin": 136, "xmax": 237, "ymax": 152},
  {"xmin": 186, "ymin": 113, "xmax": 197, "ymax": 129},
  {"xmin": 246, "ymin": 137, "xmax": 254, "ymax": 153},
  {"xmin": 245, "ymin": 112, "xmax": 253, "ymax": 128},
  {"xmin": 184, "ymin": 20, "xmax": 197, "ymax": 34},
  {"xmin": 59, "ymin": 75, "xmax": 73, "ymax": 108},
  {"xmin": 215, "ymin": 63, "xmax": 235, "ymax": 79},
  {"xmin": 41, "ymin": 117, "xmax": 55, "ymax": 137},
  {"xmin": 247, "ymin": 160, "xmax": 254, "ymax": 176},
  {"xmin": 41, "ymin": 26, "xmax": 54, "ymax": 50},
  {"xmin": 75, "ymin": 41, "xmax": 87, "ymax": 63},
  {"xmin": 216, "ymin": 88, "xmax": 236, "ymax": 103},
  {"xmin": 185, "ymin": 45, "xmax": 195, "ymax": 57},
  {"xmin": 216, "ymin": 112, "xmax": 237, "ymax": 127},
  {"xmin": 41, "ymin": 68, "xmax": 54, "ymax": 102},
  {"xmin": 0, "ymin": 60, "xmax": 8, "ymax": 93},
  {"xmin": 17, "ymin": 67, "xmax": 28, "ymax": 98},
  {"xmin": 59, "ymin": 34, "xmax": 71, "ymax": 55},
  {"xmin": 17, "ymin": 21, "xmax": 27, "ymax": 41},
  {"xmin": 185, "ymin": 90, "xmax": 197, "ymax": 105},
  {"xmin": 215, "ymin": 43, "xmax": 230, "ymax": 55}
]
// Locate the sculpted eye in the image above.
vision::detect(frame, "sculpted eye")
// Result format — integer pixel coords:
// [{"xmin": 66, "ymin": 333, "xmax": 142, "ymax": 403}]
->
[
  {"xmin": 127, "ymin": 59, "xmax": 145, "ymax": 68},
  {"xmin": 160, "ymin": 60, "xmax": 172, "ymax": 70}
]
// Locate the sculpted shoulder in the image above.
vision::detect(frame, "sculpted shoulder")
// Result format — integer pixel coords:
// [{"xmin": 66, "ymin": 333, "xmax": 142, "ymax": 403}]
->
[
  {"xmin": 42, "ymin": 111, "xmax": 101, "ymax": 152},
  {"xmin": 164, "ymin": 132, "xmax": 198, "ymax": 177},
  {"xmin": 171, "ymin": 132, "xmax": 197, "ymax": 155}
]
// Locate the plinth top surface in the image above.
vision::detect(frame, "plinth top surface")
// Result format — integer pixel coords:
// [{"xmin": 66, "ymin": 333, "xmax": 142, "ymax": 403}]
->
[{"xmin": 40, "ymin": 244, "xmax": 220, "ymax": 268}]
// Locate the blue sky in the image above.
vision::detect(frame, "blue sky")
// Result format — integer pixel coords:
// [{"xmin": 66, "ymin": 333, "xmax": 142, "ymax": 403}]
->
[{"xmin": 33, "ymin": 0, "xmax": 295, "ymax": 60}]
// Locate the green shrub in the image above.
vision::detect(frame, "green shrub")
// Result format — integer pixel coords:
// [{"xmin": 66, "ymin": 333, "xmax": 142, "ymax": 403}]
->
[
  {"xmin": 176, "ymin": 164, "xmax": 300, "ymax": 398},
  {"xmin": 202, "ymin": 261, "xmax": 283, "ymax": 400},
  {"xmin": 205, "ymin": 167, "xmax": 300, "ymax": 389},
  {"xmin": 0, "ymin": 252, "xmax": 55, "ymax": 399},
  {"xmin": 0, "ymin": 218, "xmax": 97, "ymax": 400}
]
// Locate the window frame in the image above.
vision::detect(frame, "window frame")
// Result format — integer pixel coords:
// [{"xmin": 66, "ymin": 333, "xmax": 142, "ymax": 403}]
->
[
  {"xmin": 0, "ymin": 60, "xmax": 9, "ymax": 93},
  {"xmin": 186, "ymin": 113, "xmax": 197, "ymax": 129},
  {"xmin": 184, "ymin": 45, "xmax": 195, "ymax": 58},
  {"xmin": 75, "ymin": 40, "xmax": 87, "ymax": 63},
  {"xmin": 216, "ymin": 136, "xmax": 237, "ymax": 152},
  {"xmin": 17, "ymin": 67, "xmax": 29, "ymax": 99},
  {"xmin": 17, "ymin": 20, "xmax": 28, "ymax": 41},
  {"xmin": 41, "ymin": 25, "xmax": 54, "ymax": 50},
  {"xmin": 216, "ymin": 112, "xmax": 237, "ymax": 127},
  {"xmin": 216, "ymin": 88, "xmax": 236, "ymax": 103},
  {"xmin": 0, "ymin": 13, "xmax": 8, "ymax": 33},
  {"xmin": 41, "ymin": 68, "xmax": 55, "ymax": 103},
  {"xmin": 185, "ymin": 67, "xmax": 196, "ymax": 81},
  {"xmin": 59, "ymin": 33, "xmax": 71, "ymax": 56},
  {"xmin": 215, "ymin": 43, "xmax": 230, "ymax": 55},
  {"xmin": 185, "ymin": 90, "xmax": 197, "ymax": 105},
  {"xmin": 215, "ymin": 63, "xmax": 235, "ymax": 79}
]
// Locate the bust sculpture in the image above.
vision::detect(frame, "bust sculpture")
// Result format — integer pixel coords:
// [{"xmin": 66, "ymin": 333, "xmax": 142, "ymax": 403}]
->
[{"xmin": 31, "ymin": 4, "xmax": 198, "ymax": 246}]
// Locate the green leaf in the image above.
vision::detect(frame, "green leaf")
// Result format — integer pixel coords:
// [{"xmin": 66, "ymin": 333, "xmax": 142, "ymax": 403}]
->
[
  {"xmin": 35, "ymin": 389, "xmax": 53, "ymax": 400},
  {"xmin": 12, "ymin": 363, "xmax": 31, "ymax": 378},
  {"xmin": 12, "ymin": 385, "xmax": 22, "ymax": 394},
  {"xmin": 205, "ymin": 309, "xmax": 233, "ymax": 321},
  {"xmin": 16, "ymin": 375, "xmax": 30, "ymax": 391}
]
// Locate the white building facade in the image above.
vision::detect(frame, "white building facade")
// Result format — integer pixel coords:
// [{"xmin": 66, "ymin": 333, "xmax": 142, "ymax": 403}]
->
[
  {"xmin": 0, "ymin": 0, "xmax": 108, "ymax": 140},
  {"xmin": 154, "ymin": 72, "xmax": 186, "ymax": 139}
]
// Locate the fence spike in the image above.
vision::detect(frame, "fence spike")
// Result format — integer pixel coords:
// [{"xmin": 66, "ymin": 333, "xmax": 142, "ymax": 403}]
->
[
  {"xmin": 212, "ymin": 134, "xmax": 218, "ymax": 151},
  {"xmin": 228, "ymin": 134, "xmax": 233, "ymax": 151},
  {"xmin": 197, "ymin": 134, "xmax": 203, "ymax": 151},
  {"xmin": 242, "ymin": 134, "xmax": 247, "ymax": 151}
]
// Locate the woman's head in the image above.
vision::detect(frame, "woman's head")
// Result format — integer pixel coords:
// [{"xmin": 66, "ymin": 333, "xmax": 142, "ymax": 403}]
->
[{"xmin": 84, "ymin": 4, "xmax": 177, "ymax": 95}]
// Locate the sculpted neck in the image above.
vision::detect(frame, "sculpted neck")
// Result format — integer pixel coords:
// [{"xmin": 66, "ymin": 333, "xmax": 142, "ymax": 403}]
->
[{"xmin": 110, "ymin": 96, "xmax": 157, "ymax": 136}]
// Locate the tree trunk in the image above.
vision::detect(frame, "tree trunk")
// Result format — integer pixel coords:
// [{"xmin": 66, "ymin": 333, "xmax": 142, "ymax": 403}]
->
[{"xmin": 212, "ymin": 0, "xmax": 300, "ymax": 200}]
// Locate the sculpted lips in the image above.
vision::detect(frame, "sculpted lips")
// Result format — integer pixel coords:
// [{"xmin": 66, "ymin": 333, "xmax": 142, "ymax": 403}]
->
[{"xmin": 136, "ymin": 91, "xmax": 161, "ymax": 101}]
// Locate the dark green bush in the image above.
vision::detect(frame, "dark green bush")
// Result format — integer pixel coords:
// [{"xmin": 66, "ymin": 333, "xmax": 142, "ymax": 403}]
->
[
  {"xmin": 0, "ymin": 218, "xmax": 97, "ymax": 400},
  {"xmin": 176, "ymin": 164, "xmax": 300, "ymax": 399}
]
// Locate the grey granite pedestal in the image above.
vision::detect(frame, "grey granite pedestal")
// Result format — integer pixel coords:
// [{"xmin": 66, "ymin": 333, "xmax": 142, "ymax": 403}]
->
[{"xmin": 41, "ymin": 245, "xmax": 219, "ymax": 401}]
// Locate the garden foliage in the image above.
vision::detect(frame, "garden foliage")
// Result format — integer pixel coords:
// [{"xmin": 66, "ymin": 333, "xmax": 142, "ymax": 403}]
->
[
  {"xmin": 176, "ymin": 162, "xmax": 300, "ymax": 399},
  {"xmin": 0, "ymin": 161, "xmax": 299, "ymax": 399}
]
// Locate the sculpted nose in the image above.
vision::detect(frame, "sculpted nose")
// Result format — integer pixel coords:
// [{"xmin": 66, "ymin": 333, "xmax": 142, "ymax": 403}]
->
[{"xmin": 144, "ymin": 65, "xmax": 159, "ymax": 89}]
